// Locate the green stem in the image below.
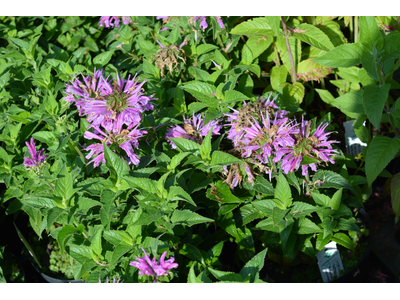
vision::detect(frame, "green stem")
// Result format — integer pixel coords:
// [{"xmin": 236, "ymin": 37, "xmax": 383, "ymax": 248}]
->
[
  {"xmin": 216, "ymin": 33, "xmax": 224, "ymax": 49},
  {"xmin": 349, "ymin": 17, "xmax": 354, "ymax": 43},
  {"xmin": 354, "ymin": 16, "xmax": 359, "ymax": 43},
  {"xmin": 281, "ymin": 16, "xmax": 297, "ymax": 83},
  {"xmin": 273, "ymin": 40, "xmax": 280, "ymax": 66}
]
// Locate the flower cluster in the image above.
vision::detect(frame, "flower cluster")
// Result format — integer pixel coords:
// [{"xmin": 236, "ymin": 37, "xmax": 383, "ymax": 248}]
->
[
  {"xmin": 223, "ymin": 94, "xmax": 339, "ymax": 188},
  {"xmin": 24, "ymin": 137, "xmax": 48, "ymax": 172},
  {"xmin": 64, "ymin": 70, "xmax": 156, "ymax": 167},
  {"xmin": 99, "ymin": 16, "xmax": 132, "ymax": 28},
  {"xmin": 166, "ymin": 112, "xmax": 222, "ymax": 149},
  {"xmin": 130, "ymin": 247, "xmax": 178, "ymax": 282},
  {"xmin": 190, "ymin": 16, "xmax": 226, "ymax": 31}
]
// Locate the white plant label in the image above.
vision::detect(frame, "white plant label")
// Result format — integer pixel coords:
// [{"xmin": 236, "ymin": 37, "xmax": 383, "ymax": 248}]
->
[
  {"xmin": 343, "ymin": 120, "xmax": 367, "ymax": 157},
  {"xmin": 316, "ymin": 241, "xmax": 344, "ymax": 283}
]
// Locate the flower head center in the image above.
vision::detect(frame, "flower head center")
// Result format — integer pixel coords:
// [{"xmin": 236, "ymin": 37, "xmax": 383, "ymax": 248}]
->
[{"xmin": 106, "ymin": 82, "xmax": 129, "ymax": 113}]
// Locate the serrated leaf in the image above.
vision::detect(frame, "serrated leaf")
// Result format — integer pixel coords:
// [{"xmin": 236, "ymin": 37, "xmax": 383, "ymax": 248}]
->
[
  {"xmin": 366, "ymin": 136, "xmax": 400, "ymax": 186},
  {"xmin": 169, "ymin": 137, "xmax": 200, "ymax": 154},
  {"xmin": 265, "ymin": 16, "xmax": 281, "ymax": 36},
  {"xmin": 231, "ymin": 17, "xmax": 274, "ymax": 36},
  {"xmin": 207, "ymin": 180, "xmax": 243, "ymax": 203},
  {"xmin": 245, "ymin": 35, "xmax": 272, "ymax": 60},
  {"xmin": 210, "ymin": 150, "xmax": 242, "ymax": 166},
  {"xmin": 196, "ymin": 44, "xmax": 218, "ymax": 56},
  {"xmin": 330, "ymin": 89, "xmax": 365, "ymax": 119},
  {"xmin": 313, "ymin": 170, "xmax": 354, "ymax": 191},
  {"xmin": 103, "ymin": 144, "xmax": 128, "ymax": 182},
  {"xmin": 239, "ymin": 248, "xmax": 268, "ymax": 283},
  {"xmin": 171, "ymin": 209, "xmax": 213, "ymax": 227},
  {"xmin": 93, "ymin": 50, "xmax": 114, "ymax": 67},
  {"xmin": 363, "ymin": 83, "xmax": 391, "ymax": 129},
  {"xmin": 292, "ymin": 23, "xmax": 334, "ymax": 51},
  {"xmin": 167, "ymin": 186, "xmax": 196, "ymax": 206},
  {"xmin": 274, "ymin": 171, "xmax": 292, "ymax": 209},
  {"xmin": 181, "ymin": 244, "xmax": 205, "ymax": 265},
  {"xmin": 383, "ymin": 31, "xmax": 400, "ymax": 61},
  {"xmin": 238, "ymin": 204, "xmax": 262, "ymax": 225},
  {"xmin": 331, "ymin": 188, "xmax": 343, "ymax": 210},
  {"xmin": 253, "ymin": 176, "xmax": 275, "ymax": 196},
  {"xmin": 358, "ymin": 16, "xmax": 383, "ymax": 51},
  {"xmin": 57, "ymin": 225, "xmax": 84, "ymax": 255},
  {"xmin": 298, "ymin": 217, "xmax": 321, "ymax": 234},
  {"xmin": 313, "ymin": 43, "xmax": 367, "ymax": 67},
  {"xmin": 91, "ymin": 226, "xmax": 103, "ymax": 256},
  {"xmin": 331, "ymin": 233, "xmax": 355, "ymax": 251},
  {"xmin": 270, "ymin": 65, "xmax": 288, "ymax": 91},
  {"xmin": 289, "ymin": 202, "xmax": 317, "ymax": 218},
  {"xmin": 322, "ymin": 218, "xmax": 337, "ymax": 239},
  {"xmin": 208, "ymin": 268, "xmax": 244, "ymax": 282}
]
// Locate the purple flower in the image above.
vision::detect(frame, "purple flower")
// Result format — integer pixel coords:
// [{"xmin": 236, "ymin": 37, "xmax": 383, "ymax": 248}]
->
[
  {"xmin": 84, "ymin": 121, "xmax": 146, "ymax": 167},
  {"xmin": 129, "ymin": 247, "xmax": 178, "ymax": 282},
  {"xmin": 99, "ymin": 16, "xmax": 132, "ymax": 28},
  {"xmin": 274, "ymin": 117, "xmax": 339, "ymax": 175},
  {"xmin": 191, "ymin": 16, "xmax": 227, "ymax": 31},
  {"xmin": 166, "ymin": 112, "xmax": 222, "ymax": 149},
  {"xmin": 65, "ymin": 71, "xmax": 156, "ymax": 130},
  {"xmin": 24, "ymin": 138, "xmax": 48, "ymax": 170}
]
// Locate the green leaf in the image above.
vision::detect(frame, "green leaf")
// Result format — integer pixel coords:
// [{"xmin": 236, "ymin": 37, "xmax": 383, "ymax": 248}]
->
[
  {"xmin": 253, "ymin": 176, "xmax": 275, "ymax": 196},
  {"xmin": 331, "ymin": 233, "xmax": 355, "ymax": 251},
  {"xmin": 322, "ymin": 218, "xmax": 337, "ymax": 239},
  {"xmin": 180, "ymin": 244, "xmax": 205, "ymax": 265},
  {"xmin": 315, "ymin": 89, "xmax": 335, "ymax": 104},
  {"xmin": 281, "ymin": 82, "xmax": 305, "ymax": 107},
  {"xmin": 331, "ymin": 188, "xmax": 343, "ymax": 210},
  {"xmin": 167, "ymin": 186, "xmax": 196, "ymax": 206},
  {"xmin": 313, "ymin": 170, "xmax": 354, "ymax": 191},
  {"xmin": 208, "ymin": 268, "xmax": 244, "ymax": 282},
  {"xmin": 330, "ymin": 89, "xmax": 365, "ymax": 119},
  {"xmin": 171, "ymin": 209, "xmax": 214, "ymax": 227},
  {"xmin": 311, "ymin": 190, "xmax": 331, "ymax": 207},
  {"xmin": 252, "ymin": 200, "xmax": 277, "ymax": 215},
  {"xmin": 188, "ymin": 264, "xmax": 202, "ymax": 283},
  {"xmin": 210, "ymin": 151, "xmax": 243, "ymax": 166},
  {"xmin": 298, "ymin": 218, "xmax": 321, "ymax": 234},
  {"xmin": 196, "ymin": 44, "xmax": 218, "ymax": 56},
  {"xmin": 123, "ymin": 176, "xmax": 157, "ymax": 195},
  {"xmin": 199, "ymin": 128, "xmax": 212, "ymax": 161},
  {"xmin": 169, "ymin": 138, "xmax": 200, "ymax": 154},
  {"xmin": 245, "ymin": 35, "xmax": 273, "ymax": 60},
  {"xmin": 241, "ymin": 44, "xmax": 253, "ymax": 65},
  {"xmin": 382, "ymin": 31, "xmax": 400, "ymax": 61},
  {"xmin": 289, "ymin": 202, "xmax": 317, "ymax": 218},
  {"xmin": 103, "ymin": 143, "xmax": 128, "ymax": 183},
  {"xmin": 270, "ymin": 65, "xmax": 288, "ymax": 91},
  {"xmin": 131, "ymin": 206, "xmax": 164, "ymax": 226},
  {"xmin": 265, "ymin": 16, "xmax": 281, "ymax": 36},
  {"xmin": 46, "ymin": 207, "xmax": 67, "ymax": 232},
  {"xmin": 207, "ymin": 180, "xmax": 243, "ymax": 204},
  {"xmin": 239, "ymin": 248, "xmax": 268, "ymax": 283},
  {"xmin": 53, "ymin": 164, "xmax": 75, "ymax": 204},
  {"xmin": 8, "ymin": 37, "xmax": 30, "ymax": 52},
  {"xmin": 292, "ymin": 23, "xmax": 334, "ymax": 51},
  {"xmin": 223, "ymin": 90, "xmax": 249, "ymax": 104},
  {"xmin": 313, "ymin": 43, "xmax": 367, "ymax": 67},
  {"xmin": 274, "ymin": 171, "xmax": 292, "ymax": 209},
  {"xmin": 363, "ymin": 83, "xmax": 391, "ymax": 129},
  {"xmin": 56, "ymin": 224, "xmax": 84, "ymax": 255},
  {"xmin": 93, "ymin": 50, "xmax": 114, "ymax": 67},
  {"xmin": 181, "ymin": 81, "xmax": 217, "ymax": 106},
  {"xmin": 231, "ymin": 17, "xmax": 274, "ymax": 36},
  {"xmin": 276, "ymin": 36, "xmax": 301, "ymax": 79},
  {"xmin": 0, "ymin": 71, "xmax": 10, "ymax": 90},
  {"xmin": 366, "ymin": 136, "xmax": 400, "ymax": 186},
  {"xmin": 90, "ymin": 225, "xmax": 103, "ymax": 256},
  {"xmin": 358, "ymin": 16, "xmax": 383, "ymax": 51}
]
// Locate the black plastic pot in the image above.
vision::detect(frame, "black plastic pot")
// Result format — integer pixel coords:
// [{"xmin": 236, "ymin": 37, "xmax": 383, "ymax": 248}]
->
[{"xmin": 13, "ymin": 221, "xmax": 83, "ymax": 283}]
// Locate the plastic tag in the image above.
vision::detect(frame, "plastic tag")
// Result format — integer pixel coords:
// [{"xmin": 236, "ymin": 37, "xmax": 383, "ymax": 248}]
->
[
  {"xmin": 316, "ymin": 241, "xmax": 344, "ymax": 283},
  {"xmin": 343, "ymin": 120, "xmax": 367, "ymax": 157}
]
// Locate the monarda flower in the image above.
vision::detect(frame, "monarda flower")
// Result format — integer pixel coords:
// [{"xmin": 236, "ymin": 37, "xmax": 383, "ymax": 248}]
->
[
  {"xmin": 84, "ymin": 121, "xmax": 146, "ymax": 167},
  {"xmin": 64, "ymin": 68, "xmax": 104, "ymax": 116},
  {"xmin": 274, "ymin": 117, "xmax": 339, "ymax": 176},
  {"xmin": 24, "ymin": 137, "xmax": 48, "ymax": 171},
  {"xmin": 166, "ymin": 112, "xmax": 222, "ymax": 149},
  {"xmin": 84, "ymin": 72, "xmax": 155, "ymax": 129},
  {"xmin": 129, "ymin": 247, "xmax": 178, "ymax": 282},
  {"xmin": 225, "ymin": 94, "xmax": 288, "ymax": 148},
  {"xmin": 99, "ymin": 16, "xmax": 132, "ymax": 28}
]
